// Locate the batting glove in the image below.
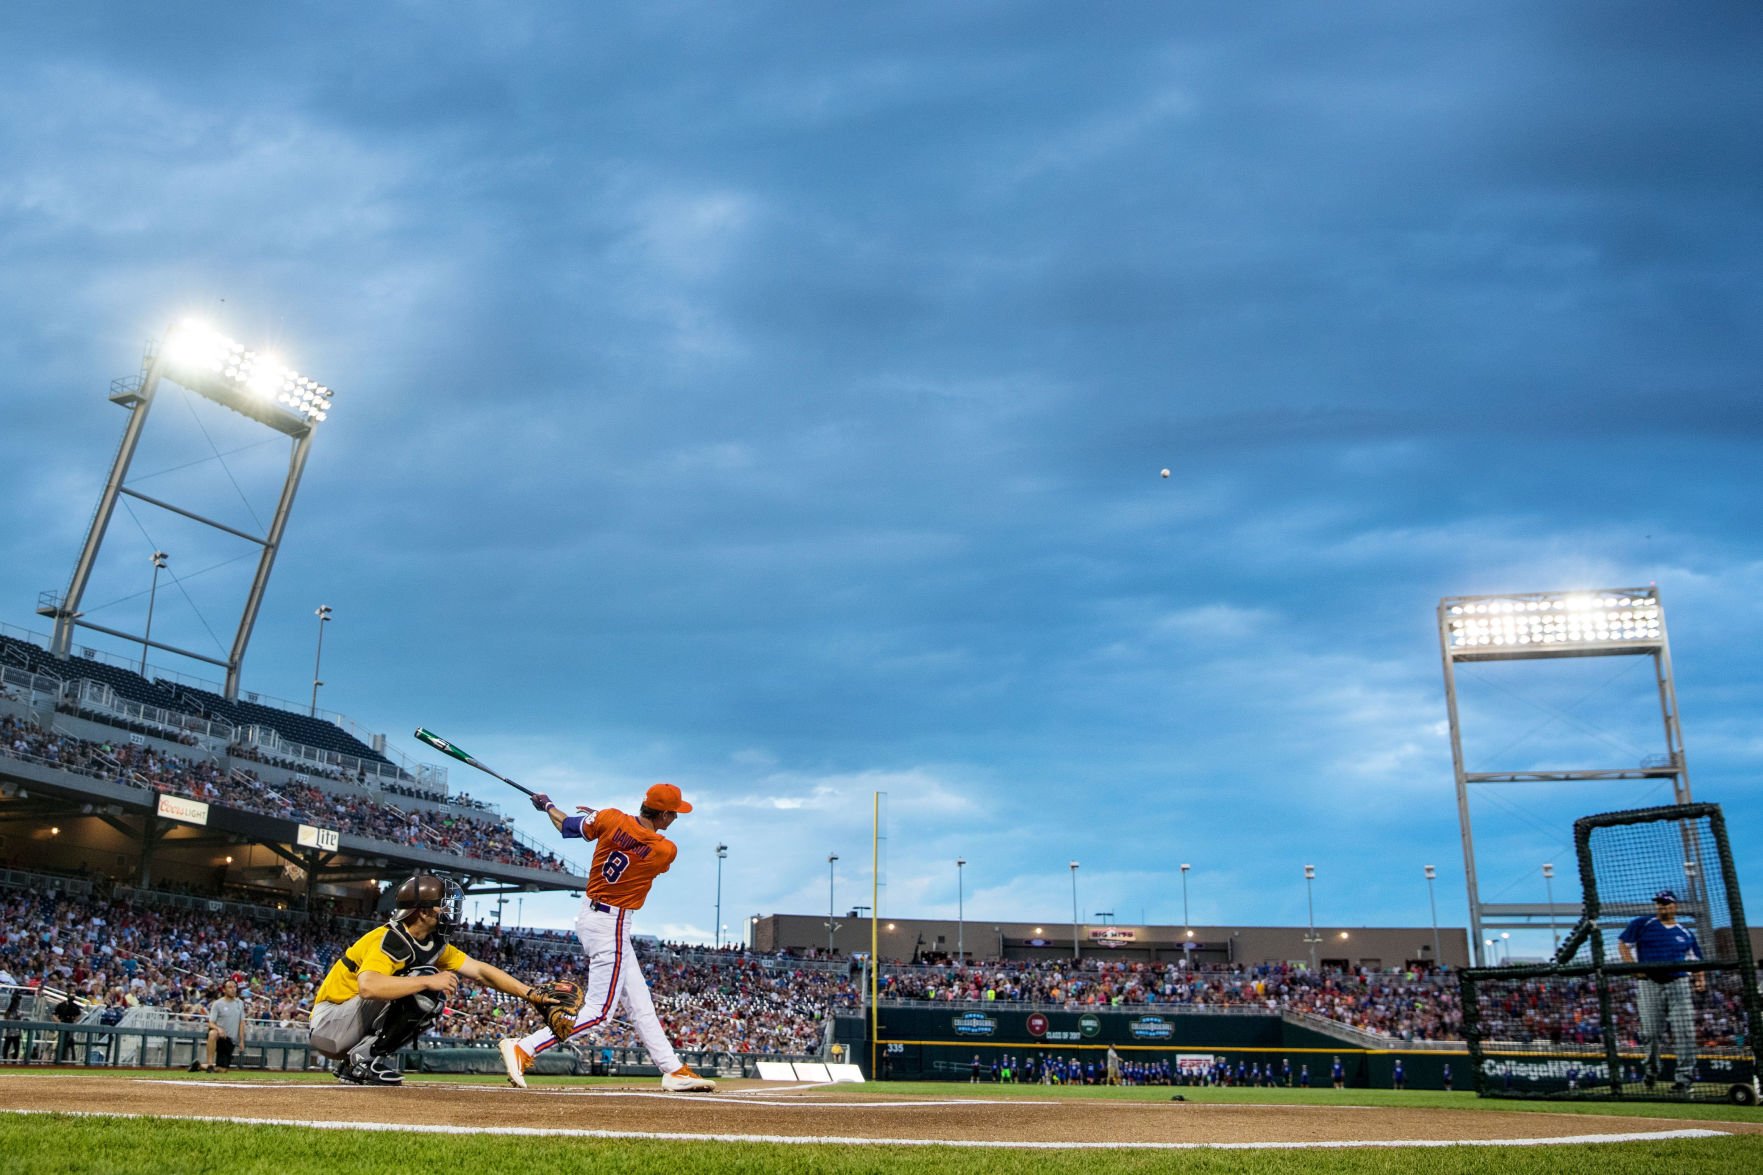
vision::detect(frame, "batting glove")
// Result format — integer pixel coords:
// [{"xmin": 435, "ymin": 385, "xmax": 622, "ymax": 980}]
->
[{"xmin": 530, "ymin": 793, "xmax": 553, "ymax": 812}]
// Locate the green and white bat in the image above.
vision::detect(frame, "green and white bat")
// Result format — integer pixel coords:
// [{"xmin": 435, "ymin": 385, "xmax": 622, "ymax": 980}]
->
[{"xmin": 413, "ymin": 727, "xmax": 539, "ymax": 799}]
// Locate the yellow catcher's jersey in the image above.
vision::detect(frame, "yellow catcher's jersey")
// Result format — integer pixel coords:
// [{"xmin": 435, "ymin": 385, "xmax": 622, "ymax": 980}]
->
[
  {"xmin": 313, "ymin": 919, "xmax": 466, "ymax": 1005},
  {"xmin": 569, "ymin": 807, "xmax": 677, "ymax": 910}
]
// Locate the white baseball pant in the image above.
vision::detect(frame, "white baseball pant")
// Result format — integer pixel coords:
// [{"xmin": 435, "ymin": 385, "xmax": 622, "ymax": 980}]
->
[
  {"xmin": 518, "ymin": 901, "xmax": 682, "ymax": 1074},
  {"xmin": 1636, "ymin": 975, "xmax": 1698, "ymax": 1079}
]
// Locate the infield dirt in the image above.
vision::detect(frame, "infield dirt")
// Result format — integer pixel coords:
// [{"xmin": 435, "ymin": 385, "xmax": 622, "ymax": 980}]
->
[{"xmin": 2, "ymin": 1075, "xmax": 1758, "ymax": 1147}]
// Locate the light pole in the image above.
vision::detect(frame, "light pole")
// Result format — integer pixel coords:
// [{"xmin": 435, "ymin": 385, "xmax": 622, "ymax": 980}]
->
[
  {"xmin": 1304, "ymin": 864, "xmax": 1321, "ymax": 972},
  {"xmin": 715, "ymin": 843, "xmax": 728, "ymax": 948},
  {"xmin": 1424, "ymin": 865, "xmax": 1442, "ymax": 967},
  {"xmin": 141, "ymin": 551, "xmax": 168, "ymax": 675},
  {"xmin": 1069, "ymin": 861, "xmax": 1081, "ymax": 960},
  {"xmin": 1542, "ymin": 863, "xmax": 1558, "ymax": 956},
  {"xmin": 310, "ymin": 605, "xmax": 332, "ymax": 716},
  {"xmin": 1180, "ymin": 863, "xmax": 1191, "ymax": 936},
  {"xmin": 827, "ymin": 853, "xmax": 840, "ymax": 954},
  {"xmin": 956, "ymin": 857, "xmax": 966, "ymax": 963},
  {"xmin": 1500, "ymin": 931, "xmax": 1511, "ymax": 964}
]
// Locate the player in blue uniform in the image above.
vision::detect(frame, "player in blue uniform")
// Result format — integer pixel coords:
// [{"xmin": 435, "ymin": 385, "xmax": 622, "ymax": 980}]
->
[{"xmin": 1618, "ymin": 888, "xmax": 1704, "ymax": 1092}]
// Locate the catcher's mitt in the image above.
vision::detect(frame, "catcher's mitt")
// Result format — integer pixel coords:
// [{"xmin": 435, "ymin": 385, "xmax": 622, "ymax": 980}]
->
[{"xmin": 526, "ymin": 979, "xmax": 585, "ymax": 1039}]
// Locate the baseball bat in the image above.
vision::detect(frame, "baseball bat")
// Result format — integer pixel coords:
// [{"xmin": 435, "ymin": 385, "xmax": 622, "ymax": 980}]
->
[{"xmin": 413, "ymin": 727, "xmax": 539, "ymax": 799}]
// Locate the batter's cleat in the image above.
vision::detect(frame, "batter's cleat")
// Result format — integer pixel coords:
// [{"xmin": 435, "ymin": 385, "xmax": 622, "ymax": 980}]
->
[
  {"xmin": 661, "ymin": 1064, "xmax": 716, "ymax": 1093},
  {"xmin": 498, "ymin": 1038, "xmax": 532, "ymax": 1089}
]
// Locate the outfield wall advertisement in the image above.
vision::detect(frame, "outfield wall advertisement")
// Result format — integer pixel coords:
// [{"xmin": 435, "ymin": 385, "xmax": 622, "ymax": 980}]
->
[{"xmin": 857, "ymin": 1007, "xmax": 1466, "ymax": 1090}]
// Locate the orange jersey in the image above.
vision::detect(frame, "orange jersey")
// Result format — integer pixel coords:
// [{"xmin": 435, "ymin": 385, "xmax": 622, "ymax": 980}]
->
[{"xmin": 567, "ymin": 807, "xmax": 677, "ymax": 909}]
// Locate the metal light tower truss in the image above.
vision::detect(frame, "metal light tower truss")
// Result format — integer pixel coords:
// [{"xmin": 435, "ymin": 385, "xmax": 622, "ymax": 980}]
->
[
  {"xmin": 41, "ymin": 320, "xmax": 333, "ymax": 700},
  {"xmin": 1437, "ymin": 587, "xmax": 1690, "ymax": 964}
]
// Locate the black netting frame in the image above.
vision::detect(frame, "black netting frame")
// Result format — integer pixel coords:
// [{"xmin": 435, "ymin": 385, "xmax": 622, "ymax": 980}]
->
[{"xmin": 1462, "ymin": 803, "xmax": 1763, "ymax": 1103}]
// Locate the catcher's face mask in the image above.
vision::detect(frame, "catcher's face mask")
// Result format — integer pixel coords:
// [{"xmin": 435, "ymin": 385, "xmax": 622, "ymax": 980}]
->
[{"xmin": 393, "ymin": 873, "xmax": 464, "ymax": 932}]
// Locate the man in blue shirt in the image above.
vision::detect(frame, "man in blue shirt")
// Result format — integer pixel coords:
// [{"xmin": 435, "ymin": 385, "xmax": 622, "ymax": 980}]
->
[{"xmin": 1618, "ymin": 888, "xmax": 1704, "ymax": 1092}]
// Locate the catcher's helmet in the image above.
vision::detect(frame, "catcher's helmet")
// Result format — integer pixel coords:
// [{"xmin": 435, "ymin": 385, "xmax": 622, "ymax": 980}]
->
[{"xmin": 392, "ymin": 873, "xmax": 462, "ymax": 930}]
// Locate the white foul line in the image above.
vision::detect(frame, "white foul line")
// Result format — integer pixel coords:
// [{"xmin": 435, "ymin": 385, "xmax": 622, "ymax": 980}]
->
[{"xmin": 0, "ymin": 1108, "xmax": 1733, "ymax": 1150}]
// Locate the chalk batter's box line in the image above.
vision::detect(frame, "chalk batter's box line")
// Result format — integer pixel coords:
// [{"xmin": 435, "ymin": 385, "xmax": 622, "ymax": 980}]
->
[{"xmin": 0, "ymin": 1109, "xmax": 1731, "ymax": 1151}]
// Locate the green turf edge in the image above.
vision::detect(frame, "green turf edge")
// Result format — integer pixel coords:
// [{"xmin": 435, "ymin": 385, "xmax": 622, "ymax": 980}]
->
[{"xmin": 0, "ymin": 1114, "xmax": 1758, "ymax": 1175}]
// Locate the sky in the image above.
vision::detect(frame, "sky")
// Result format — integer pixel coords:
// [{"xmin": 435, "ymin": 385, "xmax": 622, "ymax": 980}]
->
[{"xmin": 2, "ymin": 2, "xmax": 1759, "ymax": 960}]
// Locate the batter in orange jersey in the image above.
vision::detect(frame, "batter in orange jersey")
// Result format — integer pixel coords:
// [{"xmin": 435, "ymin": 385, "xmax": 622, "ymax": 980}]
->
[
  {"xmin": 495, "ymin": 782, "xmax": 716, "ymax": 1093},
  {"xmin": 578, "ymin": 806, "xmax": 676, "ymax": 908}
]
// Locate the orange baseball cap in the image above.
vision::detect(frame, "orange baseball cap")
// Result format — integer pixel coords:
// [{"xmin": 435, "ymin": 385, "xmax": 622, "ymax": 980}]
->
[{"xmin": 644, "ymin": 782, "xmax": 693, "ymax": 813}]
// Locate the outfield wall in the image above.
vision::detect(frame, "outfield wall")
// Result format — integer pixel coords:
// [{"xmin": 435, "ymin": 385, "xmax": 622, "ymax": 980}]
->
[{"xmin": 853, "ymin": 1007, "xmax": 1467, "ymax": 1090}]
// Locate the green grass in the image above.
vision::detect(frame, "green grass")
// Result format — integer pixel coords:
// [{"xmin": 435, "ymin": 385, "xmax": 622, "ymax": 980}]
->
[
  {"xmin": 1, "ymin": 1071, "xmax": 1759, "ymax": 1174},
  {"xmin": 875, "ymin": 1079, "xmax": 1763, "ymax": 1122}
]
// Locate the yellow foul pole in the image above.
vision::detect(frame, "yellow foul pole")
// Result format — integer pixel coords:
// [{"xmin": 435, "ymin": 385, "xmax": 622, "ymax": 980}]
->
[{"xmin": 870, "ymin": 789, "xmax": 880, "ymax": 1080}]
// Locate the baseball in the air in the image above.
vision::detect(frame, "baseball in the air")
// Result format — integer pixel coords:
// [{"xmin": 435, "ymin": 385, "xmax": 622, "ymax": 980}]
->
[{"xmin": 1160, "ymin": 468, "xmax": 1170, "ymax": 479}]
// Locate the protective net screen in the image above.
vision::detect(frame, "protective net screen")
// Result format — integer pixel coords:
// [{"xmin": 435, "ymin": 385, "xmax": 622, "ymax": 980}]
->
[
  {"xmin": 1464, "ymin": 966, "xmax": 1758, "ymax": 1097},
  {"xmin": 1462, "ymin": 804, "xmax": 1762, "ymax": 1103},
  {"xmin": 1582, "ymin": 810, "xmax": 1738, "ymax": 962}
]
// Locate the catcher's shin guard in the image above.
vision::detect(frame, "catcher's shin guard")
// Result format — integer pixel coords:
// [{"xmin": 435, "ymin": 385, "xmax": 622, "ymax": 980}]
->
[{"xmin": 366, "ymin": 967, "xmax": 444, "ymax": 1056}]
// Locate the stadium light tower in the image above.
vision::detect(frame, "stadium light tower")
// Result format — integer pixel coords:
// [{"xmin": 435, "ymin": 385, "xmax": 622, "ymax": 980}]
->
[
  {"xmin": 1180, "ymin": 863, "xmax": 1191, "ymax": 938},
  {"xmin": 43, "ymin": 319, "xmax": 336, "ymax": 700},
  {"xmin": 715, "ymin": 843, "xmax": 728, "ymax": 949},
  {"xmin": 956, "ymin": 857, "xmax": 966, "ymax": 963},
  {"xmin": 1303, "ymin": 864, "xmax": 1322, "ymax": 972},
  {"xmin": 309, "ymin": 605, "xmax": 332, "ymax": 715},
  {"xmin": 1542, "ymin": 863, "xmax": 1559, "ymax": 954},
  {"xmin": 826, "ymin": 853, "xmax": 840, "ymax": 953},
  {"xmin": 1069, "ymin": 861, "xmax": 1081, "ymax": 960},
  {"xmin": 1424, "ymin": 865, "xmax": 1442, "ymax": 966},
  {"xmin": 140, "ymin": 551, "xmax": 168, "ymax": 674},
  {"xmin": 1438, "ymin": 587, "xmax": 1690, "ymax": 964}
]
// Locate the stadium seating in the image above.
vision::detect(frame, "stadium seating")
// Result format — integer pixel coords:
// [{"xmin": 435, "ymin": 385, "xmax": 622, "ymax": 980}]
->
[
  {"xmin": 0, "ymin": 634, "xmax": 393, "ymax": 769},
  {"xmin": 169, "ymin": 685, "xmax": 390, "ymax": 766}
]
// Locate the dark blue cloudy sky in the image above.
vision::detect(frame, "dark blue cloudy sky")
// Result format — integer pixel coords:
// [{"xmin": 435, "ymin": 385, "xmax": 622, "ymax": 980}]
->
[{"xmin": 3, "ymin": 2, "xmax": 1759, "ymax": 954}]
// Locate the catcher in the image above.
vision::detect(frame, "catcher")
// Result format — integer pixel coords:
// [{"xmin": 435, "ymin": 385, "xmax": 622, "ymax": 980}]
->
[{"xmin": 308, "ymin": 872, "xmax": 583, "ymax": 1085}]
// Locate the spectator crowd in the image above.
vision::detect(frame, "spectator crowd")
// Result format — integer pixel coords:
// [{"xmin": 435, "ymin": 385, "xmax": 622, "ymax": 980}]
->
[
  {"xmin": 878, "ymin": 957, "xmax": 1464, "ymax": 1041},
  {"xmin": 1, "ymin": 716, "xmax": 568, "ymax": 872},
  {"xmin": 0, "ymin": 886, "xmax": 853, "ymax": 1057}
]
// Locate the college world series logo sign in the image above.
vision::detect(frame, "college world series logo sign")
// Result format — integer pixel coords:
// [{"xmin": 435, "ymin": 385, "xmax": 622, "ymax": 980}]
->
[
  {"xmin": 1129, "ymin": 1016, "xmax": 1174, "ymax": 1040},
  {"xmin": 952, "ymin": 1012, "xmax": 998, "ymax": 1037}
]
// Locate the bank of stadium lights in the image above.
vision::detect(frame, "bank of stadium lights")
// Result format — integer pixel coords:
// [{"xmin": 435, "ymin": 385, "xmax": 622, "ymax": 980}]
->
[
  {"xmin": 1445, "ymin": 593, "xmax": 1662, "ymax": 652},
  {"xmin": 160, "ymin": 319, "xmax": 332, "ymax": 426}
]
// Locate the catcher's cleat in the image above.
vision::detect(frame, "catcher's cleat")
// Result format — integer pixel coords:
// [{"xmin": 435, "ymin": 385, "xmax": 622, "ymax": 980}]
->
[
  {"xmin": 334, "ymin": 1060, "xmax": 366, "ymax": 1085},
  {"xmin": 362, "ymin": 1055, "xmax": 403, "ymax": 1086},
  {"xmin": 661, "ymin": 1064, "xmax": 716, "ymax": 1093},
  {"xmin": 498, "ymin": 1038, "xmax": 532, "ymax": 1089}
]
